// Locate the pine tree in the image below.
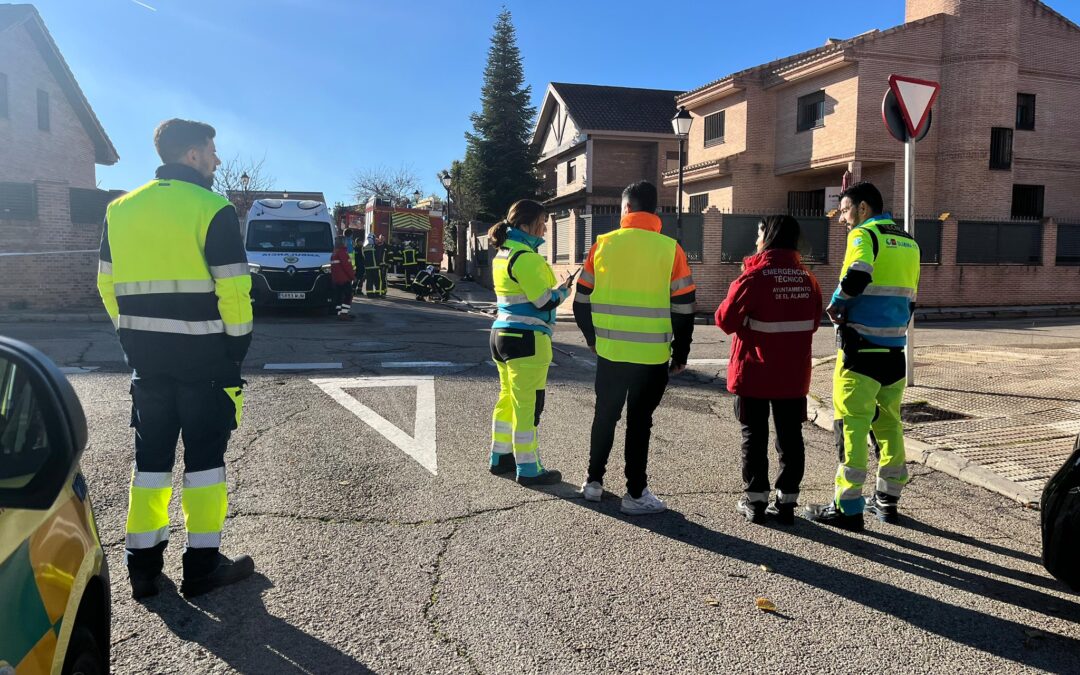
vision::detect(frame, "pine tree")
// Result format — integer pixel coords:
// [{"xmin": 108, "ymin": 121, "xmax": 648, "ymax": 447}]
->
[{"xmin": 464, "ymin": 8, "xmax": 539, "ymax": 223}]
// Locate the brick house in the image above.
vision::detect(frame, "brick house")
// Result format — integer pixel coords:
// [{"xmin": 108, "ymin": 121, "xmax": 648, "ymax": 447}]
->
[
  {"xmin": 0, "ymin": 3, "xmax": 119, "ymax": 310},
  {"xmin": 529, "ymin": 83, "xmax": 701, "ymax": 273},
  {"xmin": 665, "ymin": 0, "xmax": 1080, "ymax": 313}
]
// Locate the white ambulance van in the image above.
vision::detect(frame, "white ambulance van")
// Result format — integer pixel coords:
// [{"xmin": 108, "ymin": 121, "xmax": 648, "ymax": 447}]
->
[{"xmin": 244, "ymin": 199, "xmax": 337, "ymax": 311}]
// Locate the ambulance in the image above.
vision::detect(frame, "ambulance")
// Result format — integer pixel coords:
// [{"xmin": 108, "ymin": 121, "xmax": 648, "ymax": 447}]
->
[{"xmin": 244, "ymin": 199, "xmax": 337, "ymax": 311}]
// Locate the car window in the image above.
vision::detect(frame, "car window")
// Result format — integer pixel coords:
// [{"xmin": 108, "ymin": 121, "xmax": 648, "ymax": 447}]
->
[{"xmin": 0, "ymin": 357, "xmax": 51, "ymax": 488}]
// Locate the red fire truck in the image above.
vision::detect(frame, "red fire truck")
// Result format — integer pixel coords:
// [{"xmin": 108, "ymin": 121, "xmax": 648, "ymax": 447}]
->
[{"xmin": 336, "ymin": 197, "xmax": 445, "ymax": 273}]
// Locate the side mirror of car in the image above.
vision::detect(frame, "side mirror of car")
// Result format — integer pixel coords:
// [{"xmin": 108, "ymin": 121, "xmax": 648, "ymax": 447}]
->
[{"xmin": 0, "ymin": 336, "xmax": 88, "ymax": 510}]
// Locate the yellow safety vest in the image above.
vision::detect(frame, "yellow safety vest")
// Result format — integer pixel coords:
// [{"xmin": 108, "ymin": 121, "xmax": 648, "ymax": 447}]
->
[{"xmin": 590, "ymin": 228, "xmax": 675, "ymax": 364}]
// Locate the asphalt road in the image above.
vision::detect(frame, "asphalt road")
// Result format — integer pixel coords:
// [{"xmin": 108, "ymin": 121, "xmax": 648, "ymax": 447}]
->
[{"xmin": 2, "ymin": 297, "xmax": 1079, "ymax": 674}]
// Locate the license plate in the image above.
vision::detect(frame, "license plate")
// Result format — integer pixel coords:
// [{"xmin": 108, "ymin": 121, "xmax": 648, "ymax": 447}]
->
[{"xmin": 278, "ymin": 292, "xmax": 306, "ymax": 300}]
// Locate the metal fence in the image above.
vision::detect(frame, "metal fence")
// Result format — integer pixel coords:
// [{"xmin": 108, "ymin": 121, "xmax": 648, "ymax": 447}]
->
[{"xmin": 957, "ymin": 220, "xmax": 1042, "ymax": 264}]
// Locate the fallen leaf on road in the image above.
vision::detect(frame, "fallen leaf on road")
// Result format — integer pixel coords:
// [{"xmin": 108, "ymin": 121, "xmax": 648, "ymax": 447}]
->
[
  {"xmin": 704, "ymin": 596, "xmax": 721, "ymax": 607},
  {"xmin": 760, "ymin": 564, "xmax": 773, "ymax": 573},
  {"xmin": 338, "ymin": 481, "xmax": 350, "ymax": 486},
  {"xmin": 755, "ymin": 597, "xmax": 777, "ymax": 612}
]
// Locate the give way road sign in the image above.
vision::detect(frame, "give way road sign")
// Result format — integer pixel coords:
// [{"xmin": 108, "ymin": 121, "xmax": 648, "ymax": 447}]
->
[{"xmin": 888, "ymin": 74, "xmax": 941, "ymax": 138}]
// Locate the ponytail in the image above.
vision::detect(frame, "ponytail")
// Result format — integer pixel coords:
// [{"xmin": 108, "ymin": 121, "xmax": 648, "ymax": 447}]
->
[{"xmin": 488, "ymin": 220, "xmax": 510, "ymax": 247}]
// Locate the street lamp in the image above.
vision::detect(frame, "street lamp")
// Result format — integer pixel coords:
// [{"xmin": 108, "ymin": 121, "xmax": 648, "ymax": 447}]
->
[
  {"xmin": 239, "ymin": 171, "xmax": 251, "ymax": 218},
  {"xmin": 440, "ymin": 169, "xmax": 463, "ymax": 277},
  {"xmin": 412, "ymin": 189, "xmax": 422, "ymax": 207},
  {"xmin": 671, "ymin": 106, "xmax": 693, "ymax": 242}
]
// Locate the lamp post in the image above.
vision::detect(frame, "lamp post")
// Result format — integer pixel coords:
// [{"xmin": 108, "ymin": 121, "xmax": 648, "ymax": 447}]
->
[
  {"xmin": 670, "ymin": 106, "xmax": 693, "ymax": 242},
  {"xmin": 239, "ymin": 171, "xmax": 250, "ymax": 220},
  {"xmin": 412, "ymin": 189, "xmax": 422, "ymax": 208},
  {"xmin": 440, "ymin": 169, "xmax": 462, "ymax": 276}
]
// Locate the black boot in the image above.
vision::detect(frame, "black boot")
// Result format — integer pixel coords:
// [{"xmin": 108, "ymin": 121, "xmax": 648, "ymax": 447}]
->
[
  {"xmin": 180, "ymin": 553, "xmax": 255, "ymax": 598},
  {"xmin": 489, "ymin": 452, "xmax": 516, "ymax": 475},
  {"xmin": 129, "ymin": 572, "xmax": 160, "ymax": 601},
  {"xmin": 765, "ymin": 499, "xmax": 796, "ymax": 526},
  {"xmin": 517, "ymin": 469, "xmax": 562, "ymax": 486},
  {"xmin": 867, "ymin": 491, "xmax": 899, "ymax": 524},
  {"xmin": 736, "ymin": 496, "xmax": 767, "ymax": 524},
  {"xmin": 804, "ymin": 503, "xmax": 864, "ymax": 531}
]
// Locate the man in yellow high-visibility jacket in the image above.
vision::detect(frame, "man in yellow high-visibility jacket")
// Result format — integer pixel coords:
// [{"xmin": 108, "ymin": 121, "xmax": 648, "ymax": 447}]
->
[
  {"xmin": 97, "ymin": 119, "xmax": 255, "ymax": 600},
  {"xmin": 573, "ymin": 181, "xmax": 696, "ymax": 515}
]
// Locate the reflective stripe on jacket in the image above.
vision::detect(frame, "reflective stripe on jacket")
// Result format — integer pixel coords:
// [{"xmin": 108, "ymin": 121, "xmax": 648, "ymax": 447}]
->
[
  {"xmin": 831, "ymin": 216, "xmax": 920, "ymax": 348},
  {"xmin": 492, "ymin": 228, "xmax": 566, "ymax": 336},
  {"xmin": 97, "ymin": 163, "xmax": 252, "ymax": 382},
  {"xmin": 716, "ymin": 248, "xmax": 822, "ymax": 398},
  {"xmin": 584, "ymin": 213, "xmax": 679, "ymax": 365}
]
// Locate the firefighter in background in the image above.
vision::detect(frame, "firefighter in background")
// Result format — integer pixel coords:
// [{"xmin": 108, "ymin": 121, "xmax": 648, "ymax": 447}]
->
[
  {"xmin": 412, "ymin": 264, "xmax": 455, "ymax": 302},
  {"xmin": 402, "ymin": 239, "xmax": 419, "ymax": 286},
  {"xmin": 352, "ymin": 231, "xmax": 365, "ymax": 294},
  {"xmin": 362, "ymin": 234, "xmax": 383, "ymax": 298},
  {"xmin": 411, "ymin": 264, "xmax": 434, "ymax": 301},
  {"xmin": 387, "ymin": 241, "xmax": 402, "ymax": 282},
  {"xmin": 375, "ymin": 234, "xmax": 389, "ymax": 296}
]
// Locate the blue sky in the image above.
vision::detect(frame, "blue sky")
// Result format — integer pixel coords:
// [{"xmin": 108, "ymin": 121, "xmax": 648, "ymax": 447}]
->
[{"xmin": 32, "ymin": 0, "xmax": 1080, "ymax": 205}]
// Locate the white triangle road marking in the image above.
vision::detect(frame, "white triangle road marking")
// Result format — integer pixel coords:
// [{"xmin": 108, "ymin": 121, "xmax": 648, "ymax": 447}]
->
[{"xmin": 311, "ymin": 376, "xmax": 438, "ymax": 475}]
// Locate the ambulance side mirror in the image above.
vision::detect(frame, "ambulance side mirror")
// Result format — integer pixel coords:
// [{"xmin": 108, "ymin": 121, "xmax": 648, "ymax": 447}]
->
[{"xmin": 0, "ymin": 337, "xmax": 88, "ymax": 510}]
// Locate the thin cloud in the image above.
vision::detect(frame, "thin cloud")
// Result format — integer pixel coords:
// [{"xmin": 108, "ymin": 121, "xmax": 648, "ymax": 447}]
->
[{"xmin": 129, "ymin": 0, "xmax": 157, "ymax": 11}]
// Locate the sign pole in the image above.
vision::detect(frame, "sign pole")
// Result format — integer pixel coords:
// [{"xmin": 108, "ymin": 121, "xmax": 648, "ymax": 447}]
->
[{"xmin": 904, "ymin": 137, "xmax": 916, "ymax": 386}]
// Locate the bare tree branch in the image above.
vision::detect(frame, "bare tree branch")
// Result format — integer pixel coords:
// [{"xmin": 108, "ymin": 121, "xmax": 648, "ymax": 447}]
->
[
  {"xmin": 214, "ymin": 155, "xmax": 276, "ymax": 218},
  {"xmin": 351, "ymin": 164, "xmax": 422, "ymax": 205}
]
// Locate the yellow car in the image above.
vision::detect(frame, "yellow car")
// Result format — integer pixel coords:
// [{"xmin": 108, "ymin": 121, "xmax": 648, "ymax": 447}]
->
[{"xmin": 0, "ymin": 337, "xmax": 110, "ymax": 675}]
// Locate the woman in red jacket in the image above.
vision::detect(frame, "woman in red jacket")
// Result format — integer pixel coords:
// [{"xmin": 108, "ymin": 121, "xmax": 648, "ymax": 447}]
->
[
  {"xmin": 716, "ymin": 215, "xmax": 822, "ymax": 525},
  {"xmin": 330, "ymin": 235, "xmax": 357, "ymax": 320}
]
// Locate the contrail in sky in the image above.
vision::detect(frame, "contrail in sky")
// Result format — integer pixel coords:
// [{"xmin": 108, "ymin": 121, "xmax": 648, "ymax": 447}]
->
[{"xmin": 129, "ymin": 0, "xmax": 157, "ymax": 10}]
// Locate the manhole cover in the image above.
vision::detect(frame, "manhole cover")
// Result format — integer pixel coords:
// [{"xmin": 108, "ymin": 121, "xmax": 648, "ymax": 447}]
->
[{"xmin": 901, "ymin": 402, "xmax": 971, "ymax": 424}]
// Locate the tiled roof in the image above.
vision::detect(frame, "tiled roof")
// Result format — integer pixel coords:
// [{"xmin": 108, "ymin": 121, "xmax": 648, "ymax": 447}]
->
[{"xmin": 551, "ymin": 83, "xmax": 682, "ymax": 134}]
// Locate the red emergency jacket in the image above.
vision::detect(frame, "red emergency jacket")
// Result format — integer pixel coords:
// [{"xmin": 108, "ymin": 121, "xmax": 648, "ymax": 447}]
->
[
  {"xmin": 331, "ymin": 247, "xmax": 355, "ymax": 285},
  {"xmin": 715, "ymin": 248, "xmax": 822, "ymax": 399}
]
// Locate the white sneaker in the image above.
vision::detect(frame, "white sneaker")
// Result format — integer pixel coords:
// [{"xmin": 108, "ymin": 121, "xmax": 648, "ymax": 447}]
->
[
  {"xmin": 580, "ymin": 481, "xmax": 603, "ymax": 502},
  {"xmin": 620, "ymin": 488, "xmax": 667, "ymax": 515}
]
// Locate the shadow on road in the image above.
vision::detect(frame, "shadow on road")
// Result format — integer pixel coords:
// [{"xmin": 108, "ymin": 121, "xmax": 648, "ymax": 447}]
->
[
  {"xmin": 145, "ymin": 573, "xmax": 375, "ymax": 674},
  {"xmin": 548, "ymin": 485, "xmax": 1080, "ymax": 669}
]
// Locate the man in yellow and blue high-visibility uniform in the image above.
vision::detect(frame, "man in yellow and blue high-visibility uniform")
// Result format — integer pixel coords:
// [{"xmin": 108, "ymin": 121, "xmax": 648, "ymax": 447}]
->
[
  {"xmin": 809, "ymin": 181, "xmax": 920, "ymax": 530},
  {"xmin": 97, "ymin": 118, "xmax": 255, "ymax": 599},
  {"xmin": 488, "ymin": 200, "xmax": 570, "ymax": 485},
  {"xmin": 574, "ymin": 181, "xmax": 696, "ymax": 515}
]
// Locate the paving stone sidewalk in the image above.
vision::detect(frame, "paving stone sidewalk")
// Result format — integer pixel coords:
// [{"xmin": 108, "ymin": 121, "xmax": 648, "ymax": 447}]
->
[{"xmin": 809, "ymin": 344, "xmax": 1080, "ymax": 505}]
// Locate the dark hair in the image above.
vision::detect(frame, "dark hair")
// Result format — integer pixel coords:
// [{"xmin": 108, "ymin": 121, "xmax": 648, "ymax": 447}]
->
[
  {"xmin": 622, "ymin": 181, "xmax": 658, "ymax": 214},
  {"xmin": 840, "ymin": 181, "xmax": 884, "ymax": 216},
  {"xmin": 758, "ymin": 215, "xmax": 802, "ymax": 251},
  {"xmin": 488, "ymin": 199, "xmax": 546, "ymax": 247},
  {"xmin": 154, "ymin": 118, "xmax": 216, "ymax": 164}
]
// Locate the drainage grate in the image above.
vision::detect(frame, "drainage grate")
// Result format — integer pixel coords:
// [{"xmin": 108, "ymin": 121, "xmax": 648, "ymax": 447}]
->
[{"xmin": 901, "ymin": 402, "xmax": 972, "ymax": 424}]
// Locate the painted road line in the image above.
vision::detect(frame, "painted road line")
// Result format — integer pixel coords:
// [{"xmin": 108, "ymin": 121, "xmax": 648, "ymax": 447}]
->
[
  {"xmin": 59, "ymin": 366, "xmax": 100, "ymax": 374},
  {"xmin": 311, "ymin": 376, "xmax": 438, "ymax": 475},
  {"xmin": 264, "ymin": 363, "xmax": 343, "ymax": 370},
  {"xmin": 687, "ymin": 359, "xmax": 729, "ymax": 366},
  {"xmin": 485, "ymin": 360, "xmax": 558, "ymax": 368},
  {"xmin": 381, "ymin": 361, "xmax": 462, "ymax": 368}
]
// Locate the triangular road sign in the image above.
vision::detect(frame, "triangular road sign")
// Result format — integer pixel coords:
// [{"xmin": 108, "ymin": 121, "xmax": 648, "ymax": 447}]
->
[
  {"xmin": 889, "ymin": 74, "xmax": 940, "ymax": 138},
  {"xmin": 311, "ymin": 376, "xmax": 438, "ymax": 475}
]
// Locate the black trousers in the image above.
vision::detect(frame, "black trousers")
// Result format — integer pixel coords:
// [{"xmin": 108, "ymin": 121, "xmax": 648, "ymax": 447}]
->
[
  {"xmin": 734, "ymin": 396, "xmax": 806, "ymax": 502},
  {"xmin": 127, "ymin": 376, "xmax": 237, "ymax": 576},
  {"xmin": 587, "ymin": 357, "xmax": 669, "ymax": 498}
]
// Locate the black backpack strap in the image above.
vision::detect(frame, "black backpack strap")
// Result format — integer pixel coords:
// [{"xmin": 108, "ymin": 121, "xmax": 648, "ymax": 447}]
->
[{"xmin": 506, "ymin": 249, "xmax": 529, "ymax": 283}]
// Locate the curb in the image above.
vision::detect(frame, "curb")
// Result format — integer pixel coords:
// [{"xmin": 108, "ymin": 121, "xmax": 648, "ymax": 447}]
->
[
  {"xmin": 805, "ymin": 396, "xmax": 1041, "ymax": 508},
  {"xmin": 0, "ymin": 312, "xmax": 109, "ymax": 323}
]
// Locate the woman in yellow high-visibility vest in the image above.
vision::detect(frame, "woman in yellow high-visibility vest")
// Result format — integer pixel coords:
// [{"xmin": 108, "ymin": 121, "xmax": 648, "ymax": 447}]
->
[{"xmin": 488, "ymin": 199, "xmax": 570, "ymax": 485}]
